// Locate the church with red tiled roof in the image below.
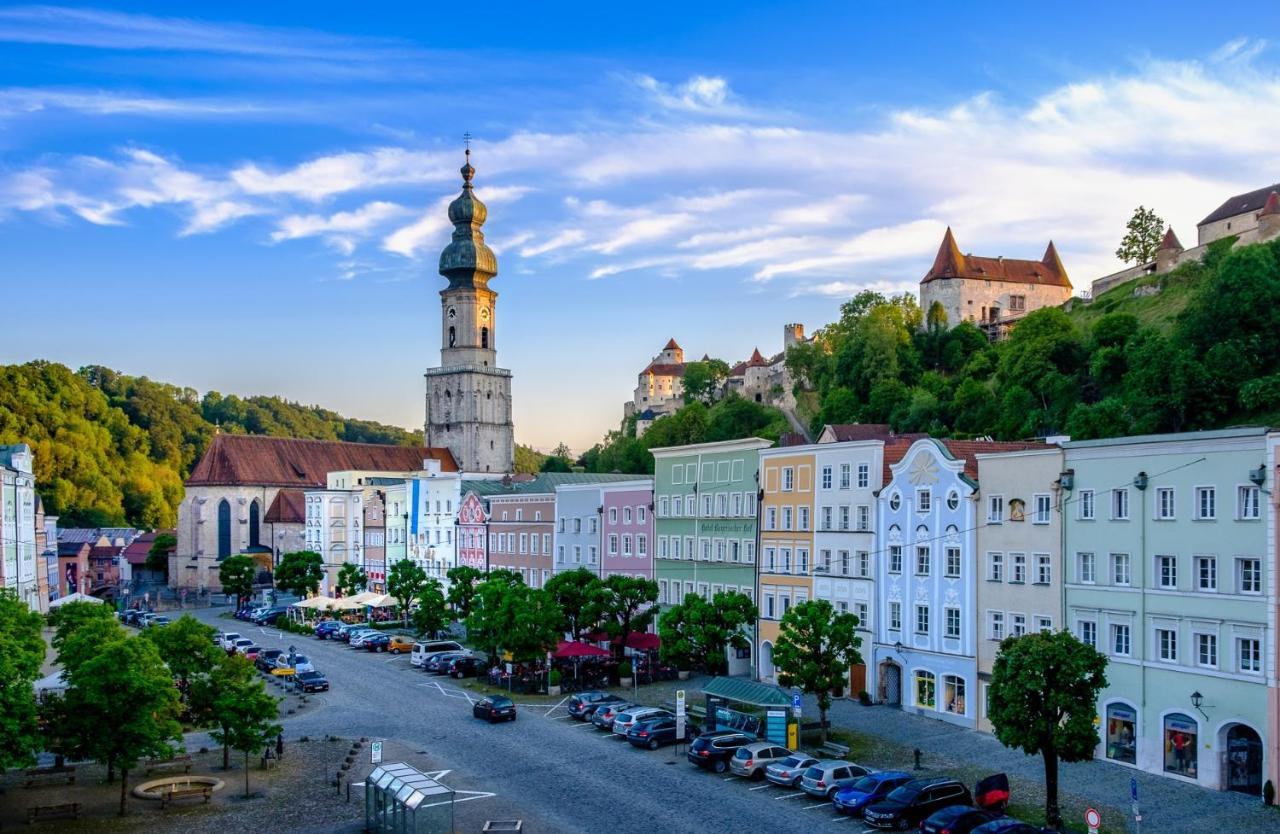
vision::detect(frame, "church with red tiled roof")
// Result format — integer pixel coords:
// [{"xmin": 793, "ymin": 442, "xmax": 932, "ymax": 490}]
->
[{"xmin": 919, "ymin": 228, "xmax": 1073, "ymax": 339}]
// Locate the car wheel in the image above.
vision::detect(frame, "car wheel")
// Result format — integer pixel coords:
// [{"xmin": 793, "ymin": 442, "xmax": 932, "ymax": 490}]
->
[
  {"xmin": 648, "ymin": 739, "xmax": 659, "ymax": 751},
  {"xmin": 897, "ymin": 821, "xmax": 910, "ymax": 831},
  {"xmin": 510, "ymin": 714, "xmax": 516, "ymax": 722},
  {"xmin": 713, "ymin": 760, "xmax": 727, "ymax": 774}
]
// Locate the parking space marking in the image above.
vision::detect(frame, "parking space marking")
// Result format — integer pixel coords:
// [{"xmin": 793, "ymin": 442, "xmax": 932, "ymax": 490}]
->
[
  {"xmin": 722, "ymin": 775, "xmax": 740, "ymax": 781},
  {"xmin": 748, "ymin": 784, "xmax": 773, "ymax": 791},
  {"xmin": 544, "ymin": 695, "xmax": 569, "ymax": 717},
  {"xmin": 549, "ymin": 714, "xmax": 573, "ymax": 721},
  {"xmin": 830, "ymin": 816, "xmax": 856, "ymax": 823},
  {"xmin": 774, "ymin": 792, "xmax": 807, "ymax": 800},
  {"xmin": 567, "ymin": 721, "xmax": 595, "ymax": 729},
  {"xmin": 421, "ymin": 789, "xmax": 495, "ymax": 809},
  {"xmin": 802, "ymin": 802, "xmax": 830, "ymax": 810}
]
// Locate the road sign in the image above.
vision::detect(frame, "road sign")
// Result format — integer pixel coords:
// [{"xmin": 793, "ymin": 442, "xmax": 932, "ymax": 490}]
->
[
  {"xmin": 1085, "ymin": 806, "xmax": 1101, "ymax": 834},
  {"xmin": 791, "ymin": 691, "xmax": 802, "ymax": 709},
  {"xmin": 371, "ymin": 741, "xmax": 383, "ymax": 764},
  {"xmin": 1130, "ymin": 776, "xmax": 1138, "ymax": 801},
  {"xmin": 675, "ymin": 690, "xmax": 687, "ymax": 740}
]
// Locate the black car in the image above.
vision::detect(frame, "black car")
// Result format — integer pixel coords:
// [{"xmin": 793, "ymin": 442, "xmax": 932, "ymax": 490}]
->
[
  {"xmin": 920, "ymin": 806, "xmax": 1005, "ymax": 834},
  {"xmin": 363, "ymin": 634, "xmax": 391, "ymax": 652},
  {"xmin": 447, "ymin": 656, "xmax": 487, "ymax": 678},
  {"xmin": 686, "ymin": 731, "xmax": 753, "ymax": 773},
  {"xmin": 473, "ymin": 695, "xmax": 516, "ymax": 723},
  {"xmin": 567, "ymin": 691, "xmax": 626, "ymax": 720},
  {"xmin": 626, "ymin": 715, "xmax": 697, "ymax": 750},
  {"xmin": 293, "ymin": 670, "xmax": 330, "ymax": 693},
  {"xmin": 255, "ymin": 648, "xmax": 284, "ymax": 672},
  {"xmin": 864, "ymin": 778, "xmax": 973, "ymax": 830}
]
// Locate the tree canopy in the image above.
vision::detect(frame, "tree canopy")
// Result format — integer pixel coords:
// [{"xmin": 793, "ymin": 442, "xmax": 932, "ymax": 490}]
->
[
  {"xmin": 772, "ymin": 599, "xmax": 862, "ymax": 743},
  {"xmin": 218, "ymin": 555, "xmax": 256, "ymax": 608},
  {"xmin": 658, "ymin": 591, "xmax": 756, "ymax": 674},
  {"xmin": 386, "ymin": 560, "xmax": 427, "ymax": 618},
  {"xmin": 1115, "ymin": 205, "xmax": 1166, "ymax": 265},
  {"xmin": 274, "ymin": 551, "xmax": 324, "ymax": 598},
  {"xmin": 0, "ymin": 590, "xmax": 46, "ymax": 770},
  {"xmin": 411, "ymin": 578, "xmax": 449, "ymax": 638}
]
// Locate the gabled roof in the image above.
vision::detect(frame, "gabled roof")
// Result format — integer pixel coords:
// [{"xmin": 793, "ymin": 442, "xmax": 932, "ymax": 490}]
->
[
  {"xmin": 822, "ymin": 424, "xmax": 927, "ymax": 444},
  {"xmin": 186, "ymin": 434, "xmax": 456, "ymax": 488},
  {"xmin": 921, "ymin": 228, "xmax": 1071, "ymax": 288},
  {"xmin": 663, "ymin": 338, "xmax": 681, "ymax": 351},
  {"xmin": 939, "ymin": 439, "xmax": 1046, "ymax": 480},
  {"xmin": 642, "ymin": 362, "xmax": 686, "ymax": 378},
  {"xmin": 463, "ymin": 472, "xmax": 640, "ymax": 499},
  {"xmin": 1261, "ymin": 191, "xmax": 1280, "ymax": 218},
  {"xmin": 1198, "ymin": 182, "xmax": 1280, "ymax": 226},
  {"xmin": 264, "ymin": 489, "xmax": 306, "ymax": 524},
  {"xmin": 1158, "ymin": 226, "xmax": 1183, "ymax": 251},
  {"xmin": 57, "ymin": 541, "xmax": 91, "ymax": 557},
  {"xmin": 122, "ymin": 530, "xmax": 174, "ymax": 566}
]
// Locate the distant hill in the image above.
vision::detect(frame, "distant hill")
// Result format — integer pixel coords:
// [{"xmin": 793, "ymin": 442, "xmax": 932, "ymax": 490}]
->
[{"xmin": 0, "ymin": 362, "xmax": 422, "ymax": 528}]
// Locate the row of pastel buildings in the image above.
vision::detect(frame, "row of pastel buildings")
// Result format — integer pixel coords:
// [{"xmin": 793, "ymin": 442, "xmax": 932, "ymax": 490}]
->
[{"xmin": 168, "ymin": 428, "xmax": 1277, "ymax": 796}]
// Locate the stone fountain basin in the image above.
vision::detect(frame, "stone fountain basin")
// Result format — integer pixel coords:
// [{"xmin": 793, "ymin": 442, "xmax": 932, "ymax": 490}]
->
[{"xmin": 133, "ymin": 775, "xmax": 226, "ymax": 799}]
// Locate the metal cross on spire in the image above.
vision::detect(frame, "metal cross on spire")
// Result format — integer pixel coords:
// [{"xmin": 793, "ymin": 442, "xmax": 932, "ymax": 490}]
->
[{"xmin": 463, "ymin": 131, "xmax": 472, "ymax": 156}]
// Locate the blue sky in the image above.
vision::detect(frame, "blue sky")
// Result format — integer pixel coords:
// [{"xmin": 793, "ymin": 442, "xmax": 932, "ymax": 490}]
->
[{"xmin": 2, "ymin": 3, "xmax": 1278, "ymax": 451}]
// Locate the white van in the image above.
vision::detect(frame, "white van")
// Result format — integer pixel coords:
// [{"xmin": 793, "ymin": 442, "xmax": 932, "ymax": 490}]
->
[{"xmin": 410, "ymin": 640, "xmax": 465, "ymax": 667}]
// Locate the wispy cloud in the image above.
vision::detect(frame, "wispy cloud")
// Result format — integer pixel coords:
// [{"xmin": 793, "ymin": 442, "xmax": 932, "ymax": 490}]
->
[
  {"xmin": 0, "ymin": 87, "xmax": 273, "ymax": 118},
  {"xmin": 271, "ymin": 201, "xmax": 410, "ymax": 254}
]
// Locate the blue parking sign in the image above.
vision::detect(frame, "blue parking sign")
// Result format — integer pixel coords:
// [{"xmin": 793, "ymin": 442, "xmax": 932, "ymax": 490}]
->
[{"xmin": 791, "ymin": 692, "xmax": 802, "ymax": 709}]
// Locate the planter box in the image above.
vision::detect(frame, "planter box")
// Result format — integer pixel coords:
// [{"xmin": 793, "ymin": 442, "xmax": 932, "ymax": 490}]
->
[
  {"xmin": 548, "ymin": 685, "xmax": 561, "ymax": 696},
  {"xmin": 678, "ymin": 671, "xmax": 690, "ymax": 680},
  {"xmin": 619, "ymin": 677, "xmax": 633, "ymax": 687}
]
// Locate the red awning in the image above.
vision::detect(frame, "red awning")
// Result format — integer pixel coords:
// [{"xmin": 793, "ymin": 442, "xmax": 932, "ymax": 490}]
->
[
  {"xmin": 554, "ymin": 640, "xmax": 611, "ymax": 659},
  {"xmin": 625, "ymin": 632, "xmax": 660, "ymax": 651},
  {"xmin": 585, "ymin": 630, "xmax": 611, "ymax": 643}
]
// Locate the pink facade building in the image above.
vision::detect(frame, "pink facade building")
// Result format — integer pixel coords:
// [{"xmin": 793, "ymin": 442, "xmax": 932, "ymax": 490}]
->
[
  {"xmin": 457, "ymin": 491, "xmax": 489, "ymax": 570},
  {"xmin": 600, "ymin": 480, "xmax": 654, "ymax": 582}
]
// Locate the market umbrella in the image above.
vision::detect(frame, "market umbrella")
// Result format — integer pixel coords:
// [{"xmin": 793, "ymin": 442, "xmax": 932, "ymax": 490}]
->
[
  {"xmin": 624, "ymin": 632, "xmax": 660, "ymax": 652},
  {"xmin": 291, "ymin": 595, "xmax": 336, "ymax": 609},
  {"xmin": 554, "ymin": 640, "xmax": 611, "ymax": 659}
]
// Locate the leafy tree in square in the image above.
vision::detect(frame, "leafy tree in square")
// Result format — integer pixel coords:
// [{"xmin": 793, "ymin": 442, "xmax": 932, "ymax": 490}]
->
[
  {"xmin": 274, "ymin": 550, "xmax": 324, "ymax": 599},
  {"xmin": 772, "ymin": 599, "xmax": 862, "ymax": 744},
  {"xmin": 336, "ymin": 563, "xmax": 368, "ymax": 597},
  {"xmin": 386, "ymin": 559, "xmax": 428, "ymax": 620},
  {"xmin": 544, "ymin": 568, "xmax": 603, "ymax": 639},
  {"xmin": 592, "ymin": 575, "xmax": 659, "ymax": 656},
  {"xmin": 0, "ymin": 590, "xmax": 46, "ymax": 770},
  {"xmin": 195, "ymin": 655, "xmax": 280, "ymax": 797},
  {"xmin": 218, "ymin": 554, "xmax": 257, "ymax": 609},
  {"xmin": 411, "ymin": 578, "xmax": 449, "ymax": 638},
  {"xmin": 445, "ymin": 565, "xmax": 484, "ymax": 619},
  {"xmin": 141, "ymin": 614, "xmax": 220, "ymax": 705},
  {"xmin": 658, "ymin": 591, "xmax": 756, "ymax": 674}
]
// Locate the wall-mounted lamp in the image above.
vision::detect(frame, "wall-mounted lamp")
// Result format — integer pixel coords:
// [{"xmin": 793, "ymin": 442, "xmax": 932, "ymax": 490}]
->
[
  {"xmin": 1249, "ymin": 464, "xmax": 1269, "ymax": 494},
  {"xmin": 1133, "ymin": 471, "xmax": 1149, "ymax": 491},
  {"xmin": 894, "ymin": 640, "xmax": 904, "ymax": 655},
  {"xmin": 1058, "ymin": 469, "xmax": 1075, "ymax": 491},
  {"xmin": 1190, "ymin": 690, "xmax": 1211, "ymax": 720}
]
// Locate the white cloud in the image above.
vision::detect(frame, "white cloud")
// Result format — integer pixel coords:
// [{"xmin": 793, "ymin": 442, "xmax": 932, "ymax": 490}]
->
[
  {"xmin": 0, "ymin": 88, "xmax": 271, "ymax": 118},
  {"xmin": 632, "ymin": 73, "xmax": 752, "ymax": 116},
  {"xmin": 519, "ymin": 228, "xmax": 585, "ymax": 257},
  {"xmin": 271, "ymin": 201, "xmax": 409, "ymax": 253}
]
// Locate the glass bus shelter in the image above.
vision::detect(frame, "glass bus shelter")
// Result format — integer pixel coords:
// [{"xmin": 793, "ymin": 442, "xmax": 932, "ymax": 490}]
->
[{"xmin": 364, "ymin": 762, "xmax": 455, "ymax": 834}]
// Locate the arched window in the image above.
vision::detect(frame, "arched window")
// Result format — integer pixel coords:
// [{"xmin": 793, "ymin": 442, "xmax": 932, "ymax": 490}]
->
[
  {"xmin": 1105, "ymin": 702, "xmax": 1137, "ymax": 764},
  {"xmin": 943, "ymin": 675, "xmax": 966, "ymax": 714},
  {"xmin": 217, "ymin": 499, "xmax": 232, "ymax": 560},
  {"xmin": 1163, "ymin": 713, "xmax": 1198, "ymax": 776},
  {"xmin": 448, "ymin": 325, "xmax": 456, "ymax": 347},
  {"xmin": 913, "ymin": 669, "xmax": 936, "ymax": 709},
  {"xmin": 249, "ymin": 499, "xmax": 261, "ymax": 549},
  {"xmin": 481, "ymin": 327, "xmax": 489, "ymax": 348}
]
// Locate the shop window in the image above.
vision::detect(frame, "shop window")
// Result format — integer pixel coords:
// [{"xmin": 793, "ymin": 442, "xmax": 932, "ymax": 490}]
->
[
  {"xmin": 1106, "ymin": 703, "xmax": 1137, "ymax": 764},
  {"xmin": 1163, "ymin": 713, "xmax": 1198, "ymax": 777},
  {"xmin": 914, "ymin": 670, "xmax": 936, "ymax": 709}
]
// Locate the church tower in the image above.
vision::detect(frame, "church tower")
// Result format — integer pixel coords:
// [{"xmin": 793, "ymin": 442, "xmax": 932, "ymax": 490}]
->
[{"xmin": 423, "ymin": 150, "xmax": 514, "ymax": 473}]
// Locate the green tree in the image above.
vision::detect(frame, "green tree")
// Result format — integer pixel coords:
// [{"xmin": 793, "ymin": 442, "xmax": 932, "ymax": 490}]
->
[
  {"xmin": 657, "ymin": 591, "xmax": 756, "ymax": 674},
  {"xmin": 56, "ymin": 615, "xmax": 127, "ymax": 678},
  {"xmin": 466, "ymin": 571, "xmax": 530, "ymax": 661},
  {"xmin": 145, "ymin": 532, "xmax": 176, "ymax": 577},
  {"xmin": 63, "ymin": 637, "xmax": 183, "ymax": 815},
  {"xmin": 411, "ymin": 578, "xmax": 449, "ymax": 638},
  {"xmin": 336, "ymin": 563, "xmax": 368, "ymax": 597},
  {"xmin": 544, "ymin": 568, "xmax": 603, "ymax": 639},
  {"xmin": 988, "ymin": 631, "xmax": 1108, "ymax": 830},
  {"xmin": 592, "ymin": 575, "xmax": 659, "ymax": 656},
  {"xmin": 218, "ymin": 554, "xmax": 256, "ymax": 609},
  {"xmin": 539, "ymin": 455, "xmax": 572, "ymax": 473},
  {"xmin": 513, "ymin": 444, "xmax": 547, "ymax": 474},
  {"xmin": 0, "ymin": 590, "xmax": 46, "ymax": 770},
  {"xmin": 141, "ymin": 614, "xmax": 220, "ymax": 704},
  {"xmin": 386, "ymin": 559, "xmax": 427, "ymax": 620},
  {"xmin": 682, "ymin": 359, "xmax": 731, "ymax": 404},
  {"xmin": 48, "ymin": 599, "xmax": 116, "ymax": 654},
  {"xmin": 445, "ymin": 566, "xmax": 484, "ymax": 619},
  {"xmin": 501, "ymin": 586, "xmax": 565, "ymax": 661},
  {"xmin": 193, "ymin": 654, "xmax": 279, "ymax": 792},
  {"xmin": 275, "ymin": 551, "xmax": 324, "ymax": 599},
  {"xmin": 1115, "ymin": 205, "xmax": 1165, "ymax": 264},
  {"xmin": 771, "ymin": 599, "xmax": 862, "ymax": 744}
]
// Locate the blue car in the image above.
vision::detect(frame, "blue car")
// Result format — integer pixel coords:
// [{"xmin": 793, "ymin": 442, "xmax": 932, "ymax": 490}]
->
[
  {"xmin": 971, "ymin": 820, "xmax": 1051, "ymax": 834},
  {"xmin": 833, "ymin": 770, "xmax": 913, "ymax": 816},
  {"xmin": 314, "ymin": 621, "xmax": 342, "ymax": 639}
]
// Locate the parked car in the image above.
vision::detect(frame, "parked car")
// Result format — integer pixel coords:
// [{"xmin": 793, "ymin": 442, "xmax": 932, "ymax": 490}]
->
[
  {"xmin": 292, "ymin": 670, "xmax": 330, "ymax": 693},
  {"xmin": 314, "ymin": 621, "xmax": 342, "ymax": 639},
  {"xmin": 766, "ymin": 754, "xmax": 819, "ymax": 788},
  {"xmin": 863, "ymin": 777, "xmax": 973, "ymax": 830},
  {"xmin": 273, "ymin": 654, "xmax": 314, "ymax": 677},
  {"xmin": 625, "ymin": 715, "xmax": 697, "ymax": 749},
  {"xmin": 387, "ymin": 635, "xmax": 415, "ymax": 654},
  {"xmin": 686, "ymin": 731, "xmax": 754, "ymax": 773},
  {"xmin": 612, "ymin": 707, "xmax": 671, "ymax": 738},
  {"xmin": 122, "ymin": 610, "xmax": 145, "ymax": 626},
  {"xmin": 334, "ymin": 623, "xmax": 364, "ymax": 642},
  {"xmin": 231, "ymin": 638, "xmax": 257, "ymax": 656},
  {"xmin": 253, "ymin": 607, "xmax": 288, "ymax": 625},
  {"xmin": 730, "ymin": 742, "xmax": 793, "ymax": 780},
  {"xmin": 363, "ymin": 634, "xmax": 392, "ymax": 652},
  {"xmin": 219, "ymin": 632, "xmax": 243, "ymax": 651},
  {"xmin": 138, "ymin": 613, "xmax": 159, "ymax": 628},
  {"xmin": 590, "ymin": 702, "xmax": 636, "ymax": 730},
  {"xmin": 800, "ymin": 760, "xmax": 874, "ymax": 799},
  {"xmin": 255, "ymin": 648, "xmax": 284, "ymax": 672},
  {"xmin": 969, "ymin": 820, "xmax": 1050, "ymax": 834},
  {"xmin": 150, "ymin": 615, "xmax": 171, "ymax": 628},
  {"xmin": 348, "ymin": 629, "xmax": 381, "ymax": 648},
  {"xmin": 567, "ymin": 691, "xmax": 624, "ymax": 720},
  {"xmin": 411, "ymin": 640, "xmax": 465, "ymax": 667},
  {"xmin": 920, "ymin": 806, "xmax": 1006, "ymax": 834},
  {"xmin": 833, "ymin": 771, "xmax": 914, "ymax": 817},
  {"xmin": 473, "ymin": 695, "xmax": 516, "ymax": 723},
  {"xmin": 447, "ymin": 656, "xmax": 487, "ymax": 678},
  {"xmin": 428, "ymin": 651, "xmax": 468, "ymax": 673}
]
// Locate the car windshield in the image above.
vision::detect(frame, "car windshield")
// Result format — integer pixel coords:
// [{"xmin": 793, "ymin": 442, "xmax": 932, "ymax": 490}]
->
[
  {"xmin": 491, "ymin": 697, "xmax": 512, "ymax": 707},
  {"xmin": 849, "ymin": 775, "xmax": 880, "ymax": 792},
  {"xmin": 802, "ymin": 766, "xmax": 823, "ymax": 779},
  {"xmin": 778, "ymin": 756, "xmax": 807, "ymax": 768},
  {"xmin": 298, "ymin": 672, "xmax": 321, "ymax": 680},
  {"xmin": 733, "ymin": 748, "xmax": 752, "ymax": 759},
  {"xmin": 887, "ymin": 783, "xmax": 924, "ymax": 802}
]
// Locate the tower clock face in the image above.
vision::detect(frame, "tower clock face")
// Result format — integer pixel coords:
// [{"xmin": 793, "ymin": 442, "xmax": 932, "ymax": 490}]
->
[
  {"xmin": 447, "ymin": 306, "xmax": 457, "ymax": 319},
  {"xmin": 480, "ymin": 307, "xmax": 490, "ymax": 321}
]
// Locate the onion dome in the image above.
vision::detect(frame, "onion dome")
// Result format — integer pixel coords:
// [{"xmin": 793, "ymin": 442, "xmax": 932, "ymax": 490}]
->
[{"xmin": 439, "ymin": 148, "xmax": 498, "ymax": 290}]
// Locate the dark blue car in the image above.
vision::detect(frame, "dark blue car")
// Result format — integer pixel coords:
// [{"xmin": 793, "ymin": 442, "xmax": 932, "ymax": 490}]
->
[
  {"xmin": 833, "ymin": 770, "xmax": 913, "ymax": 816},
  {"xmin": 314, "ymin": 621, "xmax": 342, "ymax": 639}
]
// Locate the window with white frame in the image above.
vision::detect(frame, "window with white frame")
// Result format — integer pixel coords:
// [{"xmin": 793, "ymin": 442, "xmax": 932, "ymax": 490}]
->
[
  {"xmin": 916, "ymin": 546, "xmax": 930, "ymax": 576},
  {"xmin": 1111, "ymin": 623, "xmax": 1131, "ymax": 656},
  {"xmin": 857, "ymin": 463, "xmax": 869, "ymax": 488},
  {"xmin": 684, "ymin": 536, "xmax": 694, "ymax": 559},
  {"xmin": 915, "ymin": 604, "xmax": 930, "ymax": 635},
  {"xmin": 1195, "ymin": 486, "xmax": 1216, "ymax": 520},
  {"xmin": 589, "ymin": 545, "xmax": 598, "ymax": 563},
  {"xmin": 988, "ymin": 610, "xmax": 1005, "ymax": 640},
  {"xmin": 780, "ymin": 548, "xmax": 791, "ymax": 572},
  {"xmin": 840, "ymin": 463, "xmax": 851, "ymax": 489},
  {"xmin": 987, "ymin": 551, "xmax": 1003, "ymax": 581},
  {"xmin": 1156, "ymin": 555, "xmax": 1177, "ymax": 589},
  {"xmin": 764, "ymin": 548, "xmax": 776, "ymax": 572},
  {"xmin": 1112, "ymin": 488, "xmax": 1129, "ymax": 520},
  {"xmin": 889, "ymin": 545, "xmax": 902, "ymax": 573},
  {"xmin": 608, "ymin": 507, "xmax": 618, "ymax": 523},
  {"xmin": 765, "ymin": 507, "xmax": 777, "ymax": 530},
  {"xmin": 764, "ymin": 593, "xmax": 775, "ymax": 619},
  {"xmin": 1010, "ymin": 613, "xmax": 1027, "ymax": 637},
  {"xmin": 889, "ymin": 601, "xmax": 901, "ymax": 631},
  {"xmin": 714, "ymin": 493, "xmax": 726, "ymax": 517},
  {"xmin": 715, "ymin": 539, "xmax": 725, "ymax": 561},
  {"xmin": 857, "ymin": 505, "xmax": 870, "ymax": 531},
  {"xmin": 1011, "ymin": 553, "xmax": 1026, "ymax": 583},
  {"xmin": 1156, "ymin": 487, "xmax": 1175, "ymax": 520},
  {"xmin": 701, "ymin": 494, "xmax": 713, "ymax": 517},
  {"xmin": 1077, "ymin": 619, "xmax": 1096, "ymax": 648},
  {"xmin": 1238, "ymin": 485, "xmax": 1260, "ymax": 520},
  {"xmin": 542, "ymin": 533, "xmax": 550, "ymax": 553},
  {"xmin": 1029, "ymin": 491, "xmax": 1049, "ymax": 524},
  {"xmin": 608, "ymin": 534, "xmax": 619, "ymax": 555},
  {"xmin": 782, "ymin": 506, "xmax": 793, "ymax": 530},
  {"xmin": 685, "ymin": 495, "xmax": 696, "ymax": 516},
  {"xmin": 1076, "ymin": 552, "xmax": 1095, "ymax": 583},
  {"xmin": 624, "ymin": 507, "xmax": 634, "ymax": 524},
  {"xmin": 573, "ymin": 545, "xmax": 582, "ymax": 563},
  {"xmin": 945, "ymin": 607, "xmax": 961, "ymax": 638},
  {"xmin": 1157, "ymin": 627, "xmax": 1178, "ymax": 662},
  {"xmin": 658, "ymin": 496, "xmax": 669, "ymax": 518},
  {"xmin": 744, "ymin": 541, "xmax": 755, "ymax": 563},
  {"xmin": 821, "ymin": 506, "xmax": 832, "ymax": 530},
  {"xmin": 731, "ymin": 493, "xmax": 742, "ymax": 517},
  {"xmin": 590, "ymin": 516, "xmax": 599, "ymax": 534},
  {"xmin": 1035, "ymin": 616, "xmax": 1053, "ymax": 633},
  {"xmin": 622, "ymin": 535, "xmax": 633, "ymax": 556},
  {"xmin": 1195, "ymin": 555, "xmax": 1216, "ymax": 591},
  {"xmin": 855, "ymin": 602, "xmax": 868, "ymax": 627},
  {"xmin": 857, "ymin": 551, "xmax": 870, "ymax": 577},
  {"xmin": 744, "ymin": 491, "xmax": 756, "ymax": 517},
  {"xmin": 782, "ymin": 467, "xmax": 794, "ymax": 492},
  {"xmin": 1239, "ymin": 638, "xmax": 1262, "ymax": 673},
  {"xmin": 574, "ymin": 518, "xmax": 582, "ymax": 533},
  {"xmin": 1111, "ymin": 553, "xmax": 1131, "ymax": 586},
  {"xmin": 1078, "ymin": 489, "xmax": 1095, "ymax": 520},
  {"xmin": 819, "ymin": 549, "xmax": 831, "ymax": 572},
  {"xmin": 672, "ymin": 465, "xmax": 684, "ymax": 484},
  {"xmin": 658, "ymin": 579, "xmax": 668, "ymax": 603},
  {"xmin": 945, "ymin": 547, "xmax": 961, "ymax": 578},
  {"xmin": 519, "ymin": 533, "xmax": 528, "ymax": 554},
  {"xmin": 1196, "ymin": 632, "xmax": 1217, "ymax": 668},
  {"xmin": 839, "ymin": 506, "xmax": 850, "ymax": 531},
  {"xmin": 798, "ymin": 506, "xmax": 810, "ymax": 530},
  {"xmin": 1035, "ymin": 553, "xmax": 1051, "ymax": 585},
  {"xmin": 1230, "ymin": 558, "xmax": 1260, "ymax": 597},
  {"xmin": 988, "ymin": 495, "xmax": 1004, "ymax": 523},
  {"xmin": 659, "ymin": 537, "xmax": 669, "ymax": 559},
  {"xmin": 730, "ymin": 540, "xmax": 740, "ymax": 562},
  {"xmin": 821, "ymin": 466, "xmax": 832, "ymax": 489},
  {"xmin": 701, "ymin": 539, "xmax": 712, "ymax": 561},
  {"xmin": 917, "ymin": 489, "xmax": 932, "ymax": 513}
]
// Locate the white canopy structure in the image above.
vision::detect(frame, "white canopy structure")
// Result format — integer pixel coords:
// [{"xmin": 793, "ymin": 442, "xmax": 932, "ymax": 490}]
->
[
  {"xmin": 291, "ymin": 595, "xmax": 337, "ymax": 610},
  {"xmin": 48, "ymin": 593, "xmax": 105, "ymax": 608}
]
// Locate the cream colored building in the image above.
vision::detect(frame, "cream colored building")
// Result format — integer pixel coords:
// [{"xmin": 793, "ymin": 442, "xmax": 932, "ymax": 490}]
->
[{"xmin": 973, "ymin": 446, "xmax": 1066, "ymax": 733}]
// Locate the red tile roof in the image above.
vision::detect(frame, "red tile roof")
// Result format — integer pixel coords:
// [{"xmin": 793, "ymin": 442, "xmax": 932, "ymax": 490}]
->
[
  {"xmin": 264, "ymin": 489, "xmax": 306, "ymax": 524},
  {"xmin": 1260, "ymin": 191, "xmax": 1280, "ymax": 218},
  {"xmin": 940, "ymin": 439, "xmax": 1046, "ymax": 480},
  {"xmin": 122, "ymin": 530, "xmax": 174, "ymax": 565},
  {"xmin": 825, "ymin": 424, "xmax": 928, "ymax": 443},
  {"xmin": 643, "ymin": 362, "xmax": 687, "ymax": 378},
  {"xmin": 186, "ymin": 434, "xmax": 456, "ymax": 487},
  {"xmin": 663, "ymin": 338, "xmax": 681, "ymax": 351},
  {"xmin": 1158, "ymin": 226, "xmax": 1183, "ymax": 251},
  {"xmin": 921, "ymin": 228, "xmax": 1071, "ymax": 288}
]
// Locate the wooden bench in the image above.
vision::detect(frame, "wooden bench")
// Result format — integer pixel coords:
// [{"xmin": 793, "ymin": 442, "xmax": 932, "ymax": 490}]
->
[
  {"xmin": 144, "ymin": 754, "xmax": 192, "ymax": 775},
  {"xmin": 818, "ymin": 740, "xmax": 850, "ymax": 759},
  {"xmin": 22, "ymin": 766, "xmax": 75, "ymax": 788},
  {"xmin": 160, "ymin": 786, "xmax": 212, "ymax": 809},
  {"xmin": 26, "ymin": 802, "xmax": 79, "ymax": 823}
]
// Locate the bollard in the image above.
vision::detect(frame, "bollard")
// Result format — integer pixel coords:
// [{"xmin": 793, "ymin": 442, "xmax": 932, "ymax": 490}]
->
[{"xmin": 914, "ymin": 748, "xmax": 922, "ymax": 770}]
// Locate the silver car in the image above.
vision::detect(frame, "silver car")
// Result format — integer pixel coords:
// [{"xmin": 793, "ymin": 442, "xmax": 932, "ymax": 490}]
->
[
  {"xmin": 612, "ymin": 706, "xmax": 670, "ymax": 738},
  {"xmin": 765, "ymin": 754, "xmax": 818, "ymax": 788},
  {"xmin": 730, "ymin": 742, "xmax": 793, "ymax": 780},
  {"xmin": 348, "ymin": 629, "xmax": 381, "ymax": 648},
  {"xmin": 799, "ymin": 760, "xmax": 873, "ymax": 799}
]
